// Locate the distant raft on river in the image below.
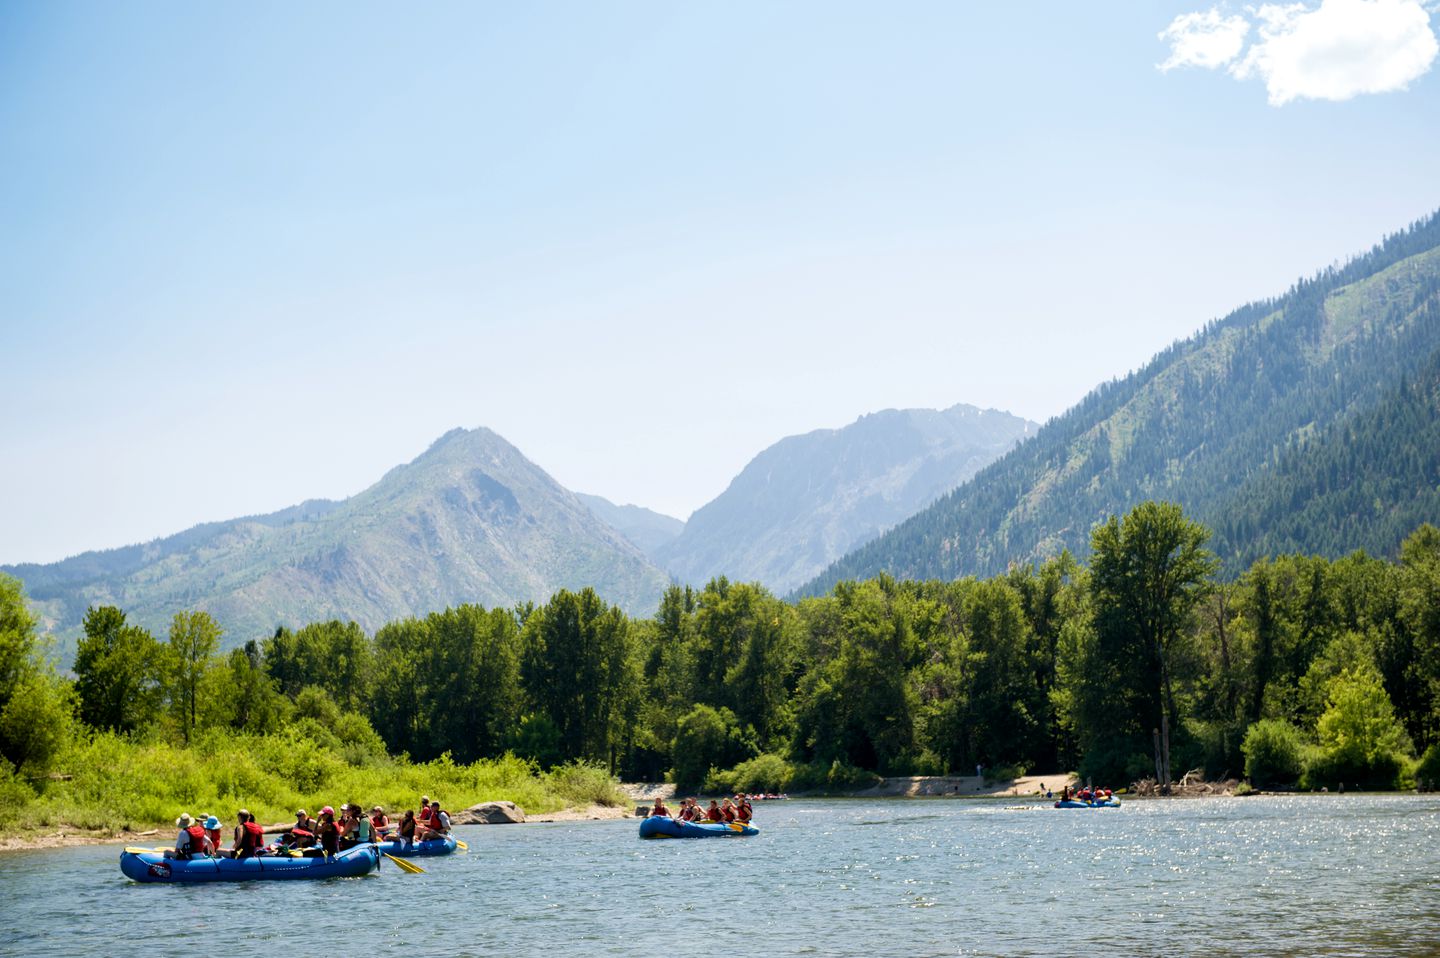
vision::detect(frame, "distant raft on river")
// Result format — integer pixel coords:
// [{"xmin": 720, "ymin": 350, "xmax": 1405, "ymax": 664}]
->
[
  {"xmin": 1053, "ymin": 799, "xmax": 1122, "ymax": 808},
  {"xmin": 639, "ymin": 816, "xmax": 760, "ymax": 838},
  {"xmin": 120, "ymin": 843, "xmax": 380, "ymax": 882},
  {"xmin": 380, "ymin": 835, "xmax": 458, "ymax": 857}
]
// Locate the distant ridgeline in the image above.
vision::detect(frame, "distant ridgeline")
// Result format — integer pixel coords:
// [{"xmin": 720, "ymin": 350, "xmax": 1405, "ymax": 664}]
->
[
  {"xmin": 2, "ymin": 428, "xmax": 671, "ymax": 655},
  {"xmin": 801, "ymin": 209, "xmax": 1440, "ymax": 595}
]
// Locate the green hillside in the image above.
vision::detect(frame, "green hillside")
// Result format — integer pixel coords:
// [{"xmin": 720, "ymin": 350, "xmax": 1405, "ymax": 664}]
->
[
  {"xmin": 5, "ymin": 428, "xmax": 670, "ymax": 652},
  {"xmin": 803, "ymin": 210, "xmax": 1440, "ymax": 592}
]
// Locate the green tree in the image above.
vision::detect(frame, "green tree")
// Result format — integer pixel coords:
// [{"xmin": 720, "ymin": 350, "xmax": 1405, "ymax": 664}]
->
[
  {"xmin": 671, "ymin": 704, "xmax": 755, "ymax": 790},
  {"xmin": 1306, "ymin": 664, "xmax": 1411, "ymax": 789},
  {"xmin": 72, "ymin": 606, "xmax": 165, "ymax": 733},
  {"xmin": 793, "ymin": 578, "xmax": 920, "ymax": 772},
  {"xmin": 1086, "ymin": 501, "xmax": 1218, "ymax": 786},
  {"xmin": 166, "ymin": 610, "xmax": 221, "ymax": 744},
  {"xmin": 521, "ymin": 589, "xmax": 635, "ymax": 767},
  {"xmin": 208, "ymin": 641, "xmax": 291, "ymax": 733},
  {"xmin": 0, "ymin": 574, "xmax": 75, "ymax": 775}
]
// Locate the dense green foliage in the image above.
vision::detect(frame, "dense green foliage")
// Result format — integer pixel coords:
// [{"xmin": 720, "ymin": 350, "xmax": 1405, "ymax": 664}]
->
[
  {"xmin": 4, "ymin": 500, "xmax": 1438, "ymax": 841},
  {"xmin": 804, "ymin": 210, "xmax": 1440, "ymax": 593}
]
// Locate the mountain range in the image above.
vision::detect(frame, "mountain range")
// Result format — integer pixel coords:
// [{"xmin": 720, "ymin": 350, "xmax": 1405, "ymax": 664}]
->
[
  {"xmin": 802, "ymin": 210, "xmax": 1440, "ymax": 593},
  {"xmin": 655, "ymin": 405, "xmax": 1034, "ymax": 593},
  {"xmin": 11, "ymin": 209, "xmax": 1440, "ymax": 653},
  {"xmin": 7, "ymin": 406, "xmax": 1028, "ymax": 652},
  {"xmin": 6, "ymin": 428, "xmax": 671, "ymax": 648}
]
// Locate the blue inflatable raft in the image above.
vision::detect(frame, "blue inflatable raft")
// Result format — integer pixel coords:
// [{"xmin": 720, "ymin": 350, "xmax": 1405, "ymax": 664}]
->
[
  {"xmin": 120, "ymin": 843, "xmax": 380, "ymax": 882},
  {"xmin": 379, "ymin": 835, "xmax": 457, "ymax": 857},
  {"xmin": 639, "ymin": 816, "xmax": 759, "ymax": 838},
  {"xmin": 1053, "ymin": 799, "xmax": 1121, "ymax": 808}
]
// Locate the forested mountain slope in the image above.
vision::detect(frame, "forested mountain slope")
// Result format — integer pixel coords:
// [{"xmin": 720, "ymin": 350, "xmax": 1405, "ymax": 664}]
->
[
  {"xmin": 657, "ymin": 404, "xmax": 1034, "ymax": 592},
  {"xmin": 803, "ymin": 210, "xmax": 1440, "ymax": 592},
  {"xmin": 5, "ymin": 428, "xmax": 670, "ymax": 650}
]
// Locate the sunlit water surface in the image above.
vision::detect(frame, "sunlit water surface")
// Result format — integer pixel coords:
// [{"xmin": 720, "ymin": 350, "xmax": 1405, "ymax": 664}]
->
[{"xmin": 2, "ymin": 795, "xmax": 1437, "ymax": 957}]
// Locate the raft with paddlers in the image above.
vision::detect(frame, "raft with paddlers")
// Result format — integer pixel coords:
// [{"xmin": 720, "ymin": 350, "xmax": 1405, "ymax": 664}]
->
[
  {"xmin": 379, "ymin": 835, "xmax": 458, "ymax": 857},
  {"xmin": 638, "ymin": 816, "xmax": 759, "ymax": 838},
  {"xmin": 1053, "ymin": 799, "xmax": 1121, "ymax": 808},
  {"xmin": 119, "ymin": 843, "xmax": 380, "ymax": 882}
]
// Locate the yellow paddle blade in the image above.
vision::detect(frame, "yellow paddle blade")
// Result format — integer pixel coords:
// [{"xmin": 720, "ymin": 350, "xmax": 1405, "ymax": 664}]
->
[
  {"xmin": 454, "ymin": 839, "xmax": 468, "ymax": 851},
  {"xmin": 383, "ymin": 851, "xmax": 425, "ymax": 874},
  {"xmin": 124, "ymin": 847, "xmax": 158, "ymax": 855}
]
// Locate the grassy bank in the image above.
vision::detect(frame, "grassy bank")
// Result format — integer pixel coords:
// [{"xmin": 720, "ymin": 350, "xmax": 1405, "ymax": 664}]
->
[{"xmin": 0, "ymin": 728, "xmax": 626, "ymax": 846}]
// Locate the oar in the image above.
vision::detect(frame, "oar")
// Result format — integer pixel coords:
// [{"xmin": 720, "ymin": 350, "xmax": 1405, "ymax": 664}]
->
[
  {"xmin": 124, "ymin": 846, "xmax": 164, "ymax": 854},
  {"xmin": 383, "ymin": 851, "xmax": 425, "ymax": 874},
  {"xmin": 454, "ymin": 839, "xmax": 468, "ymax": 850}
]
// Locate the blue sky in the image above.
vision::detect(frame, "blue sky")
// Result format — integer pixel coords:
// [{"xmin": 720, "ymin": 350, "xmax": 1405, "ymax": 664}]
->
[{"xmin": 2, "ymin": 0, "xmax": 1438, "ymax": 564}]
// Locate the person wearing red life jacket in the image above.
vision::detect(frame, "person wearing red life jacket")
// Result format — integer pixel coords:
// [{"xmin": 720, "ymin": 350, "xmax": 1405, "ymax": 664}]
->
[
  {"xmin": 734, "ymin": 795, "xmax": 753, "ymax": 823},
  {"xmin": 418, "ymin": 796, "xmax": 433, "ymax": 828},
  {"xmin": 371, "ymin": 806, "xmax": 391, "ymax": 838},
  {"xmin": 705, "ymin": 800, "xmax": 722, "ymax": 822},
  {"xmin": 720, "ymin": 798, "xmax": 736, "ymax": 822},
  {"xmin": 203, "ymin": 815, "xmax": 224, "ymax": 855},
  {"xmin": 418, "ymin": 800, "xmax": 450, "ymax": 841},
  {"xmin": 234, "ymin": 809, "xmax": 266, "ymax": 859},
  {"xmin": 648, "ymin": 796, "xmax": 672, "ymax": 818},
  {"xmin": 171, "ymin": 813, "xmax": 212, "ymax": 859}
]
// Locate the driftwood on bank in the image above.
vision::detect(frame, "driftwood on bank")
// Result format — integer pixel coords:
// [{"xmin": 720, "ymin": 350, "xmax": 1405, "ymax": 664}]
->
[{"xmin": 1131, "ymin": 769, "xmax": 1238, "ymax": 797}]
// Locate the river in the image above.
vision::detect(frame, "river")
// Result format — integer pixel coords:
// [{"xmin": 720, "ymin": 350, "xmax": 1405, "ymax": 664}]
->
[{"xmin": 2, "ymin": 795, "xmax": 1437, "ymax": 956}]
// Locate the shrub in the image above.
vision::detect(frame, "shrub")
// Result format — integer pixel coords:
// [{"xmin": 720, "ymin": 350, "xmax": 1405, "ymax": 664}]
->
[
  {"xmin": 704, "ymin": 753, "xmax": 794, "ymax": 795},
  {"xmin": 1242, "ymin": 719, "xmax": 1306, "ymax": 786},
  {"xmin": 544, "ymin": 761, "xmax": 626, "ymax": 807},
  {"xmin": 789, "ymin": 759, "xmax": 882, "ymax": 794},
  {"xmin": 1415, "ymin": 744, "xmax": 1440, "ymax": 791}
]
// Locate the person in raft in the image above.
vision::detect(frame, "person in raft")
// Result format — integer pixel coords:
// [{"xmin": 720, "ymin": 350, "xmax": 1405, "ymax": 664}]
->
[
  {"xmin": 418, "ymin": 796, "xmax": 433, "ymax": 830},
  {"xmin": 316, "ymin": 806, "xmax": 340, "ymax": 858},
  {"xmin": 170, "ymin": 813, "xmax": 213, "ymax": 859},
  {"xmin": 231, "ymin": 809, "xmax": 266, "ymax": 859},
  {"xmin": 289, "ymin": 809, "xmax": 317, "ymax": 848},
  {"xmin": 397, "ymin": 810, "xmax": 418, "ymax": 849},
  {"xmin": 418, "ymin": 800, "xmax": 451, "ymax": 841},
  {"xmin": 705, "ymin": 799, "xmax": 723, "ymax": 822},
  {"xmin": 734, "ymin": 795, "xmax": 753, "ymax": 823},
  {"xmin": 370, "ymin": 805, "xmax": 392, "ymax": 838},
  {"xmin": 202, "ymin": 814, "xmax": 224, "ymax": 855},
  {"xmin": 648, "ymin": 795, "xmax": 672, "ymax": 817}
]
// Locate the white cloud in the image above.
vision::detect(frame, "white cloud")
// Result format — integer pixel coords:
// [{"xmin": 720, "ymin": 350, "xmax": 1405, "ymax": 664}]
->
[
  {"xmin": 1159, "ymin": 8, "xmax": 1251, "ymax": 70},
  {"xmin": 1159, "ymin": 0, "xmax": 1439, "ymax": 105}
]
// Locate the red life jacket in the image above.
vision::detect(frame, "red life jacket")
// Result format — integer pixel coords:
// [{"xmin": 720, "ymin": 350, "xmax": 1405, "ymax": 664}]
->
[
  {"xmin": 419, "ymin": 806, "xmax": 433, "ymax": 826},
  {"xmin": 184, "ymin": 824, "xmax": 209, "ymax": 856},
  {"xmin": 706, "ymin": 807, "xmax": 722, "ymax": 821},
  {"xmin": 371, "ymin": 814, "xmax": 388, "ymax": 831},
  {"xmin": 737, "ymin": 802, "xmax": 753, "ymax": 822},
  {"xmin": 721, "ymin": 806, "xmax": 735, "ymax": 822},
  {"xmin": 241, "ymin": 820, "xmax": 265, "ymax": 851}
]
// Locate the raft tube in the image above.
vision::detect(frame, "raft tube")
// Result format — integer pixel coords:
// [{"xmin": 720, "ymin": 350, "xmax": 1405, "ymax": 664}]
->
[
  {"xmin": 638, "ymin": 816, "xmax": 759, "ymax": 838},
  {"xmin": 1053, "ymin": 799, "xmax": 1121, "ymax": 808},
  {"xmin": 379, "ymin": 835, "xmax": 457, "ymax": 857},
  {"xmin": 120, "ymin": 843, "xmax": 379, "ymax": 882}
]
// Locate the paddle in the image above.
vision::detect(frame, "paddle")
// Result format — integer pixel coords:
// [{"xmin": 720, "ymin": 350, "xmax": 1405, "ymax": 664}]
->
[
  {"xmin": 454, "ymin": 839, "xmax": 468, "ymax": 850},
  {"xmin": 383, "ymin": 851, "xmax": 425, "ymax": 874}
]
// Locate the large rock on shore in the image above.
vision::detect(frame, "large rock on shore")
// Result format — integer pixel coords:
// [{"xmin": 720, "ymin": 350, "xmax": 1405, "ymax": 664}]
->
[{"xmin": 451, "ymin": 801, "xmax": 526, "ymax": 825}]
